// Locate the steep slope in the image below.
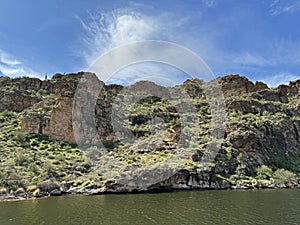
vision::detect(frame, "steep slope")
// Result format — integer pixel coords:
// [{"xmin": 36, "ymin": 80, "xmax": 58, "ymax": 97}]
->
[{"xmin": 0, "ymin": 73, "xmax": 299, "ymax": 199}]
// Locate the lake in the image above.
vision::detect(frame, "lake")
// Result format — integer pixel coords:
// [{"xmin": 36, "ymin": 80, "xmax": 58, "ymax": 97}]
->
[{"xmin": 0, "ymin": 189, "xmax": 299, "ymax": 225}]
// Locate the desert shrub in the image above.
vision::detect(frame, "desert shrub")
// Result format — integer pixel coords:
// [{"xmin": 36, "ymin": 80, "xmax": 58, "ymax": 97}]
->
[
  {"xmin": 44, "ymin": 163, "xmax": 57, "ymax": 177},
  {"xmin": 0, "ymin": 110, "xmax": 15, "ymax": 120},
  {"xmin": 102, "ymin": 140, "xmax": 120, "ymax": 150},
  {"xmin": 269, "ymin": 154, "xmax": 300, "ymax": 173},
  {"xmin": 28, "ymin": 163, "xmax": 40, "ymax": 175},
  {"xmin": 13, "ymin": 130, "xmax": 27, "ymax": 143},
  {"xmin": 228, "ymin": 174, "xmax": 239, "ymax": 185},
  {"xmin": 15, "ymin": 152, "xmax": 30, "ymax": 166},
  {"xmin": 273, "ymin": 168, "xmax": 297, "ymax": 185},
  {"xmin": 5, "ymin": 174, "xmax": 25, "ymax": 190},
  {"xmin": 37, "ymin": 134, "xmax": 50, "ymax": 142},
  {"xmin": 256, "ymin": 165, "xmax": 273, "ymax": 179}
]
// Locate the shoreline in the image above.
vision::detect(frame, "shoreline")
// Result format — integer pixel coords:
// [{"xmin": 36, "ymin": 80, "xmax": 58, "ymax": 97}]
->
[{"xmin": 1, "ymin": 183, "xmax": 299, "ymax": 202}]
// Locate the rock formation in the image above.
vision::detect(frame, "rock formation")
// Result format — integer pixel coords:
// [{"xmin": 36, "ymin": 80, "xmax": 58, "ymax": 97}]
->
[{"xmin": 0, "ymin": 72, "xmax": 299, "ymax": 197}]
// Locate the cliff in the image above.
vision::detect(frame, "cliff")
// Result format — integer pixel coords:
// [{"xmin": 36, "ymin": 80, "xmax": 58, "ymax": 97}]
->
[{"xmin": 0, "ymin": 73, "xmax": 299, "ymax": 199}]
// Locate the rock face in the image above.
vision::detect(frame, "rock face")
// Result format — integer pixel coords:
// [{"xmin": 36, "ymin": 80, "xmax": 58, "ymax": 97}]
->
[
  {"xmin": 216, "ymin": 74, "xmax": 268, "ymax": 96},
  {"xmin": 20, "ymin": 72, "xmax": 88, "ymax": 143},
  {"xmin": 0, "ymin": 77, "xmax": 43, "ymax": 112},
  {"xmin": 45, "ymin": 97, "xmax": 75, "ymax": 143},
  {"xmin": 1, "ymin": 72, "xmax": 300, "ymax": 194}
]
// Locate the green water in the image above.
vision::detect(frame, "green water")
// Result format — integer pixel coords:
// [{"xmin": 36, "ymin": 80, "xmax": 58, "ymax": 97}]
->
[{"xmin": 0, "ymin": 189, "xmax": 299, "ymax": 225}]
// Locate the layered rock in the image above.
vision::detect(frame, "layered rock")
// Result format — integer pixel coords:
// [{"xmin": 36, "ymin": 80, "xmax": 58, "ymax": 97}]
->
[{"xmin": 1, "ymin": 72, "xmax": 300, "ymax": 194}]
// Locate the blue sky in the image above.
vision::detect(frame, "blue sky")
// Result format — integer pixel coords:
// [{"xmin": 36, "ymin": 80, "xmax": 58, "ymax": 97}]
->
[{"xmin": 0, "ymin": 0, "xmax": 299, "ymax": 86}]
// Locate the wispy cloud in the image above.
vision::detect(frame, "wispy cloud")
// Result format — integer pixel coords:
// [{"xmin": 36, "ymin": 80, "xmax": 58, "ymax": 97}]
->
[
  {"xmin": 77, "ymin": 7, "xmax": 194, "ymax": 84},
  {"xmin": 260, "ymin": 72, "xmax": 299, "ymax": 87},
  {"xmin": 201, "ymin": 0, "xmax": 216, "ymax": 7},
  {"xmin": 0, "ymin": 49, "xmax": 38, "ymax": 78},
  {"xmin": 270, "ymin": 0, "xmax": 300, "ymax": 15},
  {"xmin": 76, "ymin": 3, "xmax": 300, "ymax": 86},
  {"xmin": 270, "ymin": 39, "xmax": 300, "ymax": 64},
  {"xmin": 0, "ymin": 49, "xmax": 22, "ymax": 66},
  {"xmin": 233, "ymin": 52, "xmax": 273, "ymax": 67},
  {"xmin": 77, "ymin": 8, "xmax": 159, "ymax": 65}
]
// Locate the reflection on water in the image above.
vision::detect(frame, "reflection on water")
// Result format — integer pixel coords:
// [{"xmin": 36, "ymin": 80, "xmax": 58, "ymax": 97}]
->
[{"xmin": 0, "ymin": 189, "xmax": 299, "ymax": 225}]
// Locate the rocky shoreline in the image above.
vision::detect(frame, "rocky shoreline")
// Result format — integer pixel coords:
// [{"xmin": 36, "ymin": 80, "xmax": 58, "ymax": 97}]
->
[
  {"xmin": 1, "ymin": 183, "xmax": 299, "ymax": 202},
  {"xmin": 1, "ymin": 168, "xmax": 299, "ymax": 202}
]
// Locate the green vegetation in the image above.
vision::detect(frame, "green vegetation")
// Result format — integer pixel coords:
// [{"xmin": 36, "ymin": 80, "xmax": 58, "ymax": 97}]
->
[
  {"xmin": 0, "ymin": 110, "xmax": 90, "ymax": 193},
  {"xmin": 214, "ymin": 165, "xmax": 298, "ymax": 188},
  {"xmin": 0, "ymin": 75, "xmax": 299, "ymax": 197},
  {"xmin": 253, "ymin": 165, "xmax": 298, "ymax": 186},
  {"xmin": 268, "ymin": 153, "xmax": 300, "ymax": 173}
]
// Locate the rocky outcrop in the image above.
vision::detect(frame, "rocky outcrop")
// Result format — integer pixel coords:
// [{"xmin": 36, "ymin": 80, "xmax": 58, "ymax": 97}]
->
[
  {"xmin": 216, "ymin": 74, "xmax": 268, "ymax": 96},
  {"xmin": 0, "ymin": 77, "xmax": 43, "ymax": 112},
  {"xmin": 278, "ymin": 79, "xmax": 300, "ymax": 98},
  {"xmin": 2, "ymin": 73, "xmax": 293, "ymax": 146},
  {"xmin": 0, "ymin": 91, "xmax": 41, "ymax": 112},
  {"xmin": 1, "ymin": 72, "xmax": 300, "ymax": 198},
  {"xmin": 20, "ymin": 72, "xmax": 95, "ymax": 143},
  {"xmin": 14, "ymin": 74, "xmax": 300, "ymax": 167}
]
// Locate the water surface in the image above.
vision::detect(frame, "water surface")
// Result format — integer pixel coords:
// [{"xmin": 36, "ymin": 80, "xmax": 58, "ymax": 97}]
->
[{"xmin": 0, "ymin": 189, "xmax": 299, "ymax": 225}]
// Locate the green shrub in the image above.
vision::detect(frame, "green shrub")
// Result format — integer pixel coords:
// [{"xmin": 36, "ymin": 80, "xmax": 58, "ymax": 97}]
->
[
  {"xmin": 14, "ymin": 130, "xmax": 27, "ymax": 143},
  {"xmin": 102, "ymin": 140, "xmax": 120, "ymax": 150},
  {"xmin": 14, "ymin": 152, "xmax": 30, "ymax": 166},
  {"xmin": 256, "ymin": 165, "xmax": 273, "ymax": 179},
  {"xmin": 28, "ymin": 163, "xmax": 40, "ymax": 175},
  {"xmin": 273, "ymin": 168, "xmax": 297, "ymax": 185}
]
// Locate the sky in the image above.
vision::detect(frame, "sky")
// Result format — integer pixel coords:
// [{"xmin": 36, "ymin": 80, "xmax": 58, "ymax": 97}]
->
[{"xmin": 0, "ymin": 0, "xmax": 300, "ymax": 87}]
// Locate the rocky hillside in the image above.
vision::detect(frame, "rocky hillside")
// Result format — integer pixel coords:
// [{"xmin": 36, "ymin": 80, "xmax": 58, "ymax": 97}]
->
[{"xmin": 0, "ymin": 73, "xmax": 299, "ymax": 199}]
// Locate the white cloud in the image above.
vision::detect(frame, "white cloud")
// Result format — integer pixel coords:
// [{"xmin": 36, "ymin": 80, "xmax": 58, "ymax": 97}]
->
[
  {"xmin": 106, "ymin": 62, "xmax": 188, "ymax": 86},
  {"xmin": 77, "ymin": 7, "xmax": 196, "ymax": 84},
  {"xmin": 270, "ymin": 0, "xmax": 300, "ymax": 15},
  {"xmin": 0, "ymin": 49, "xmax": 38, "ymax": 77},
  {"xmin": 0, "ymin": 49, "xmax": 22, "ymax": 66},
  {"xmin": 230, "ymin": 39, "xmax": 300, "ymax": 71},
  {"xmin": 77, "ymin": 8, "xmax": 159, "ymax": 65},
  {"xmin": 260, "ymin": 72, "xmax": 299, "ymax": 87},
  {"xmin": 233, "ymin": 52, "xmax": 273, "ymax": 67},
  {"xmin": 77, "ymin": 4, "xmax": 300, "ymax": 86}
]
